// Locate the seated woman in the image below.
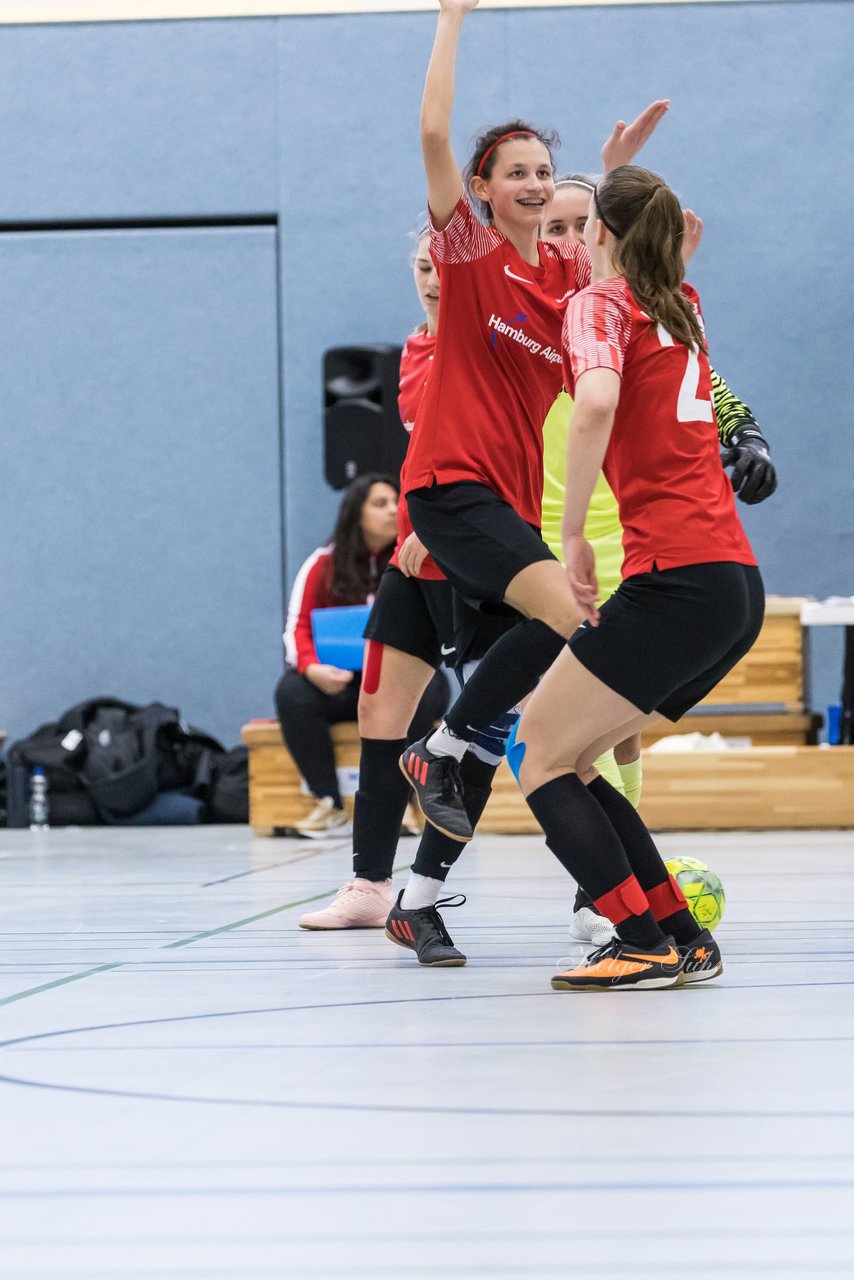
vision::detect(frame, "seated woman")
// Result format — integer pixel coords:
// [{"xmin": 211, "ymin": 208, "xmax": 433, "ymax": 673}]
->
[{"xmin": 275, "ymin": 473, "xmax": 447, "ymax": 837}]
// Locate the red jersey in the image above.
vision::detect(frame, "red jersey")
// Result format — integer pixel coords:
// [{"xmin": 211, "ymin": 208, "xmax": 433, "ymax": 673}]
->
[
  {"xmin": 397, "ymin": 328, "xmax": 436, "ymax": 431},
  {"xmin": 562, "ymin": 277, "xmax": 756, "ymax": 579},
  {"xmin": 403, "ymin": 196, "xmax": 591, "ymax": 526},
  {"xmin": 391, "ymin": 329, "xmax": 444, "ymax": 580},
  {"xmin": 284, "ymin": 544, "xmax": 389, "ymax": 672}
]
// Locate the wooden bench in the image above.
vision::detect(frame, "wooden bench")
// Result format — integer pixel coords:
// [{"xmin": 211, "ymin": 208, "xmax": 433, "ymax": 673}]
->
[
  {"xmin": 242, "ymin": 720, "xmax": 361, "ymax": 836},
  {"xmin": 245, "ymin": 598, "xmax": 854, "ymax": 835},
  {"xmin": 697, "ymin": 596, "xmax": 807, "ymax": 709},
  {"xmin": 641, "ymin": 711, "xmax": 821, "ymax": 748},
  {"xmin": 476, "ymin": 748, "xmax": 854, "ymax": 833}
]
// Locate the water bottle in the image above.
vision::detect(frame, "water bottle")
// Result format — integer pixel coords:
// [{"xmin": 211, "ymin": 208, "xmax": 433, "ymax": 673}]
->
[{"xmin": 29, "ymin": 767, "xmax": 50, "ymax": 831}]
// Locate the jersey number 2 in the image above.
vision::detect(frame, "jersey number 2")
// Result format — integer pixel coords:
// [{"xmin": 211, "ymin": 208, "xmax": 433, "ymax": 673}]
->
[{"xmin": 656, "ymin": 323, "xmax": 713, "ymax": 423}]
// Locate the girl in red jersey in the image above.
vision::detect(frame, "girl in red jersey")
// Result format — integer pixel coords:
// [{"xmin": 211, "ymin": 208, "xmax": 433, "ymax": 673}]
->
[
  {"xmin": 509, "ymin": 165, "xmax": 764, "ymax": 991},
  {"xmin": 300, "ymin": 229, "xmax": 487, "ymax": 940},
  {"xmin": 277, "ymin": 473, "xmax": 446, "ymax": 840},
  {"xmin": 399, "ymin": 0, "xmax": 668, "ymax": 841}
]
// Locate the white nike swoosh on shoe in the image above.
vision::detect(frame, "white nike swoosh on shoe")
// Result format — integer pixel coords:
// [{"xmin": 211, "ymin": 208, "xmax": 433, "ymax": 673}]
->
[{"xmin": 504, "ymin": 264, "xmax": 534, "ymax": 285}]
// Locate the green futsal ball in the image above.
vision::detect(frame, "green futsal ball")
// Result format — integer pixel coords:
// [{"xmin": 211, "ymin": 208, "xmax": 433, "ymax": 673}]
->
[{"xmin": 664, "ymin": 856, "xmax": 726, "ymax": 932}]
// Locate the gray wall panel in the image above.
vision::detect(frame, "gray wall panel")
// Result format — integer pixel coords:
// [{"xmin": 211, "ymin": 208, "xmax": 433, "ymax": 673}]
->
[
  {"xmin": 0, "ymin": 19, "xmax": 277, "ymax": 219},
  {"xmin": 0, "ymin": 226, "xmax": 282, "ymax": 743},
  {"xmin": 0, "ymin": 3, "xmax": 850, "ymax": 743}
]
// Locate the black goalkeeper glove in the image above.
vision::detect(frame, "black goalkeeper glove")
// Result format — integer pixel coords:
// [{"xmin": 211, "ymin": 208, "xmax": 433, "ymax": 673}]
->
[{"xmin": 720, "ymin": 424, "xmax": 778, "ymax": 505}]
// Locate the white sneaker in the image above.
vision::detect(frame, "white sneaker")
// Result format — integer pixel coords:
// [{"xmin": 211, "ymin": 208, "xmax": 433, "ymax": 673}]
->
[
  {"xmin": 294, "ymin": 796, "xmax": 351, "ymax": 839},
  {"xmin": 569, "ymin": 905, "xmax": 616, "ymax": 946},
  {"xmin": 299, "ymin": 878, "xmax": 395, "ymax": 930}
]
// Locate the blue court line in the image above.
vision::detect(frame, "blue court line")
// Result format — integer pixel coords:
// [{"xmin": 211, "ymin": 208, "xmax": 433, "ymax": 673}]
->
[
  {"xmin": 0, "ymin": 861, "xmax": 413, "ymax": 1006},
  {"xmin": 0, "ymin": 1268, "xmax": 845, "ymax": 1280},
  {"xmin": 164, "ymin": 859, "xmax": 412, "ymax": 949},
  {"xmin": 8, "ymin": 1224, "xmax": 852, "ymax": 1243},
  {"xmin": 1, "ymin": 1068, "xmax": 852, "ymax": 1121},
  {"xmin": 1, "ymin": 1176, "xmax": 854, "ymax": 1197},
  {"xmin": 2, "ymin": 984, "xmax": 853, "ymax": 1052},
  {"xmin": 200, "ymin": 845, "xmax": 328, "ymax": 888},
  {"xmin": 14, "ymin": 1034, "xmax": 854, "ymax": 1052},
  {"xmin": 4, "ymin": 1153, "xmax": 854, "ymax": 1172}
]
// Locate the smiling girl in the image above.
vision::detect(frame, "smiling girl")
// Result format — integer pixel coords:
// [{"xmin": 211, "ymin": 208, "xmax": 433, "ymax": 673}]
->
[{"xmin": 399, "ymin": 0, "xmax": 667, "ymax": 843}]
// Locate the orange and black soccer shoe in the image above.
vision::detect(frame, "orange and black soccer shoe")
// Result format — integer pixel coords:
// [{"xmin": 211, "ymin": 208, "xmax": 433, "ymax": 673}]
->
[
  {"xmin": 678, "ymin": 929, "xmax": 723, "ymax": 984},
  {"xmin": 385, "ymin": 891, "xmax": 467, "ymax": 967},
  {"xmin": 551, "ymin": 936, "xmax": 685, "ymax": 992}
]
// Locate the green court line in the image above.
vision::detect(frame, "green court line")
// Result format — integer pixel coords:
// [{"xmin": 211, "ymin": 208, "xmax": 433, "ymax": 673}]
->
[
  {"xmin": 0, "ymin": 963, "xmax": 124, "ymax": 1009},
  {"xmin": 162, "ymin": 890, "xmax": 343, "ymax": 948},
  {"xmin": 0, "ymin": 861, "xmax": 413, "ymax": 1003},
  {"xmin": 163, "ymin": 862, "xmax": 412, "ymax": 950}
]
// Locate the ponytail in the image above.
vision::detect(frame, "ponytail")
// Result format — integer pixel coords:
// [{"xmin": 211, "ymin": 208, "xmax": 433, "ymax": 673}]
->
[{"xmin": 595, "ymin": 166, "xmax": 705, "ymax": 353}]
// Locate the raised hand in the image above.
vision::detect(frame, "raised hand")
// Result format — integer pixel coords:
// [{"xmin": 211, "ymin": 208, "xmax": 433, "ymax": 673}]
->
[
  {"xmin": 439, "ymin": 0, "xmax": 479, "ymax": 13},
  {"xmin": 601, "ymin": 99, "xmax": 670, "ymax": 173},
  {"xmin": 681, "ymin": 209, "xmax": 703, "ymax": 264}
]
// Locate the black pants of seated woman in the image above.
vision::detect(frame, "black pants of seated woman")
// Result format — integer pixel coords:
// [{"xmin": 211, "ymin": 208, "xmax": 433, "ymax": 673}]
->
[{"xmin": 275, "ymin": 667, "xmax": 449, "ymax": 808}]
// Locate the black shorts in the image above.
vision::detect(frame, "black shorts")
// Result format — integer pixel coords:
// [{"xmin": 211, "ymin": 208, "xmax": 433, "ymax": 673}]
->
[
  {"xmin": 363, "ymin": 566, "xmax": 457, "ymax": 669},
  {"xmin": 569, "ymin": 561, "xmax": 765, "ymax": 722},
  {"xmin": 452, "ymin": 593, "xmax": 522, "ymax": 667},
  {"xmin": 406, "ymin": 481, "xmax": 555, "ymax": 609}
]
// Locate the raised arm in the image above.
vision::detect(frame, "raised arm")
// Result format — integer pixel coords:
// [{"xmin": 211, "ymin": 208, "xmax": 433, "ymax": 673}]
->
[
  {"xmin": 601, "ymin": 99, "xmax": 670, "ymax": 173},
  {"xmin": 422, "ymin": 0, "xmax": 479, "ymax": 230}
]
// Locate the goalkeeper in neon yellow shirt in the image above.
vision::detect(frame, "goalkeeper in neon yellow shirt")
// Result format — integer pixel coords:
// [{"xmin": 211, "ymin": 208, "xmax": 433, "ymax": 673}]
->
[{"xmin": 538, "ymin": 176, "xmax": 777, "ymax": 942}]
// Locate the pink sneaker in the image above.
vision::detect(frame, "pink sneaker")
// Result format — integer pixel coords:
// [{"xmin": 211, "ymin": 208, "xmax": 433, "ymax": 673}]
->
[{"xmin": 298, "ymin": 878, "xmax": 395, "ymax": 930}]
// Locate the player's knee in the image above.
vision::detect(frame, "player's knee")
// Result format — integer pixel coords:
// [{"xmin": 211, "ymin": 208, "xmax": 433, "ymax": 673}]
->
[
  {"xmin": 515, "ymin": 722, "xmax": 581, "ymax": 792},
  {"xmin": 357, "ymin": 690, "xmax": 385, "ymax": 736},
  {"xmin": 533, "ymin": 601, "xmax": 581, "ymax": 641}
]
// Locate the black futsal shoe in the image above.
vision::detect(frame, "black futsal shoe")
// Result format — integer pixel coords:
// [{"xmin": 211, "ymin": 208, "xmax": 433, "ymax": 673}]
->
[
  {"xmin": 678, "ymin": 929, "xmax": 723, "ymax": 984},
  {"xmin": 551, "ymin": 935, "xmax": 685, "ymax": 992},
  {"xmin": 385, "ymin": 891, "xmax": 467, "ymax": 966},
  {"xmin": 399, "ymin": 737, "xmax": 473, "ymax": 842}
]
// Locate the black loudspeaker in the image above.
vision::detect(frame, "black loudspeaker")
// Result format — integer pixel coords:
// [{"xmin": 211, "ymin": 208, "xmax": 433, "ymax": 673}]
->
[
  {"xmin": 842, "ymin": 626, "xmax": 854, "ymax": 744},
  {"xmin": 323, "ymin": 344, "xmax": 407, "ymax": 490}
]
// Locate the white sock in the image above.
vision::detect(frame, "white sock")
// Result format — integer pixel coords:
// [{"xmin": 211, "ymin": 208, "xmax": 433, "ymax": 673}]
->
[
  {"xmin": 401, "ymin": 873, "xmax": 445, "ymax": 911},
  {"xmin": 426, "ymin": 721, "xmax": 468, "ymax": 762}
]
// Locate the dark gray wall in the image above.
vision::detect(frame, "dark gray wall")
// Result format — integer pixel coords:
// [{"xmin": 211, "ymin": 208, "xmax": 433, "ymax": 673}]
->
[{"xmin": 0, "ymin": 4, "xmax": 850, "ymax": 742}]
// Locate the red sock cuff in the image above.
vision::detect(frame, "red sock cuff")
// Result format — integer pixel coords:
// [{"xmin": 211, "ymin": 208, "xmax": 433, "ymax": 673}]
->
[
  {"xmin": 646, "ymin": 874, "xmax": 689, "ymax": 921},
  {"xmin": 594, "ymin": 874, "xmax": 649, "ymax": 924}
]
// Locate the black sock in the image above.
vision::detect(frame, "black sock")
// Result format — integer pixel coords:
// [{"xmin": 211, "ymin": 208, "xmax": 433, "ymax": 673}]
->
[
  {"xmin": 587, "ymin": 776, "xmax": 700, "ymax": 944},
  {"xmin": 352, "ymin": 738, "xmax": 409, "ymax": 882},
  {"xmin": 412, "ymin": 755, "xmax": 498, "ymax": 881},
  {"xmin": 526, "ymin": 773, "xmax": 664, "ymax": 948},
  {"xmin": 573, "ymin": 886, "xmax": 594, "ymax": 912},
  {"xmin": 444, "ymin": 618, "xmax": 566, "ymax": 741}
]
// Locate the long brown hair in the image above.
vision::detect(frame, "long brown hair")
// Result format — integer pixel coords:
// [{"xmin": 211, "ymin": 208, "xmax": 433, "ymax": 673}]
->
[
  {"xmin": 328, "ymin": 474, "xmax": 397, "ymax": 604},
  {"xmin": 594, "ymin": 165, "xmax": 705, "ymax": 352}
]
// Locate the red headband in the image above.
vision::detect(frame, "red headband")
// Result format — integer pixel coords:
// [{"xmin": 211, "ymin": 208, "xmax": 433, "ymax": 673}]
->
[{"xmin": 475, "ymin": 130, "xmax": 537, "ymax": 177}]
